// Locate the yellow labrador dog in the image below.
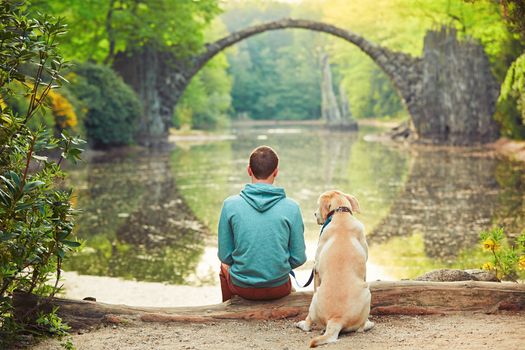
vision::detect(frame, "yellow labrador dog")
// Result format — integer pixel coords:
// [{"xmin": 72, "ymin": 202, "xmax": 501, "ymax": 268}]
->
[{"xmin": 296, "ymin": 190, "xmax": 374, "ymax": 347}]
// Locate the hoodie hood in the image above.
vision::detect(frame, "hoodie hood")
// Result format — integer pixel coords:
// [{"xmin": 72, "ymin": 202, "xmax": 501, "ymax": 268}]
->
[{"xmin": 239, "ymin": 183, "xmax": 286, "ymax": 212}]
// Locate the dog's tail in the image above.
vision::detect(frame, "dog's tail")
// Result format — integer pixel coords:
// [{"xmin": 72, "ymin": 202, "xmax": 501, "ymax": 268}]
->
[{"xmin": 309, "ymin": 320, "xmax": 343, "ymax": 348}]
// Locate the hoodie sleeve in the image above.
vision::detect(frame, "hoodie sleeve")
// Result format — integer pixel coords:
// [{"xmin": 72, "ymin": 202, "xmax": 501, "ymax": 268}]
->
[
  {"xmin": 288, "ymin": 205, "xmax": 307, "ymax": 269},
  {"xmin": 218, "ymin": 201, "xmax": 234, "ymax": 265}
]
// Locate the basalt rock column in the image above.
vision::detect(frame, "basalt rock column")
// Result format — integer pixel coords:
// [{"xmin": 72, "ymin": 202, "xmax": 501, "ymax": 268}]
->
[{"xmin": 320, "ymin": 54, "xmax": 357, "ymax": 130}]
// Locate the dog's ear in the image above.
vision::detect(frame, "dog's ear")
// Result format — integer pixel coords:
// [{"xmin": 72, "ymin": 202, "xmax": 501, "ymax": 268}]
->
[
  {"xmin": 344, "ymin": 193, "xmax": 360, "ymax": 214},
  {"xmin": 319, "ymin": 193, "xmax": 332, "ymax": 220}
]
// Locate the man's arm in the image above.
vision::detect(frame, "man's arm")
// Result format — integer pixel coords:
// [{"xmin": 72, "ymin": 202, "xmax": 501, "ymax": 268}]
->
[
  {"xmin": 289, "ymin": 206, "xmax": 307, "ymax": 269},
  {"xmin": 217, "ymin": 202, "xmax": 234, "ymax": 266}
]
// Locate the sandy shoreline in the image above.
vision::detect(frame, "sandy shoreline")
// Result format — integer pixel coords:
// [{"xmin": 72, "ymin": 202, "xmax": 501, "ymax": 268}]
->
[
  {"xmin": 57, "ymin": 258, "xmax": 393, "ymax": 307},
  {"xmin": 43, "ymin": 272, "xmax": 525, "ymax": 350},
  {"xmin": 58, "ymin": 271, "xmax": 223, "ymax": 307},
  {"xmin": 32, "ymin": 312, "xmax": 525, "ymax": 350}
]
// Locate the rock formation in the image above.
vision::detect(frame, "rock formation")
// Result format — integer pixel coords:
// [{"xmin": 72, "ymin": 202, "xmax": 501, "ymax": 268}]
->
[{"xmin": 320, "ymin": 55, "xmax": 358, "ymax": 130}]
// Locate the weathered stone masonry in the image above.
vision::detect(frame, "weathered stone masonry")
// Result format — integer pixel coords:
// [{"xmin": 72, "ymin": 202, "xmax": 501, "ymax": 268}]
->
[{"xmin": 113, "ymin": 19, "xmax": 499, "ymax": 146}]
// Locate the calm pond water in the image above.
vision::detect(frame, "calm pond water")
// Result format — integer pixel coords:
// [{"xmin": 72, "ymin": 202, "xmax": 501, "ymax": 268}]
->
[{"xmin": 64, "ymin": 124, "xmax": 525, "ymax": 286}]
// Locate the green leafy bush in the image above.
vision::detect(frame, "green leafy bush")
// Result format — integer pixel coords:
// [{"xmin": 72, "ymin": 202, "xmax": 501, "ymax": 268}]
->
[
  {"xmin": 480, "ymin": 227, "xmax": 525, "ymax": 281},
  {"xmin": 2, "ymin": 82, "xmax": 82, "ymax": 137},
  {"xmin": 36, "ymin": 307, "xmax": 73, "ymax": 347},
  {"xmin": 0, "ymin": 2, "xmax": 83, "ymax": 347},
  {"xmin": 497, "ymin": 53, "xmax": 525, "ymax": 140},
  {"xmin": 68, "ymin": 62, "xmax": 142, "ymax": 148},
  {"xmin": 174, "ymin": 47, "xmax": 232, "ymax": 130},
  {"xmin": 494, "ymin": 94, "xmax": 525, "ymax": 139}
]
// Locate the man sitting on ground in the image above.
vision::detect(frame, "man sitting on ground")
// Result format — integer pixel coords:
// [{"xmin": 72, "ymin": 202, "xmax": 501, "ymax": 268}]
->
[{"xmin": 218, "ymin": 145, "xmax": 307, "ymax": 301}]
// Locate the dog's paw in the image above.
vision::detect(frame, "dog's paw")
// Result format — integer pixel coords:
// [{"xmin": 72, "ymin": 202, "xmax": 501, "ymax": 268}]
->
[
  {"xmin": 357, "ymin": 320, "xmax": 375, "ymax": 333},
  {"xmin": 295, "ymin": 320, "xmax": 311, "ymax": 332}
]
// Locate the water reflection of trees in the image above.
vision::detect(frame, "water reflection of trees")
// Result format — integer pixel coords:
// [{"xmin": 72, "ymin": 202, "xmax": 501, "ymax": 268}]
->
[
  {"xmin": 492, "ymin": 161, "xmax": 525, "ymax": 236},
  {"xmin": 370, "ymin": 150, "xmax": 501, "ymax": 261},
  {"xmin": 230, "ymin": 127, "xmax": 410, "ymax": 234},
  {"xmin": 321, "ymin": 130, "xmax": 355, "ymax": 185},
  {"xmin": 64, "ymin": 132, "xmax": 525, "ymax": 283},
  {"xmin": 65, "ymin": 150, "xmax": 209, "ymax": 284},
  {"xmin": 171, "ymin": 142, "xmax": 236, "ymax": 233}
]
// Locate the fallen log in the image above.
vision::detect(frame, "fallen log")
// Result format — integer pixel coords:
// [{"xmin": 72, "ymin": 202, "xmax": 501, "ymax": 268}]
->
[{"xmin": 13, "ymin": 281, "xmax": 525, "ymax": 330}]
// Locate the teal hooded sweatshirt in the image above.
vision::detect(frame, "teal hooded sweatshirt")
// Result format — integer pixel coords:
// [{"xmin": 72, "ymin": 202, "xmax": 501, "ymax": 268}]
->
[{"xmin": 218, "ymin": 183, "xmax": 307, "ymax": 288}]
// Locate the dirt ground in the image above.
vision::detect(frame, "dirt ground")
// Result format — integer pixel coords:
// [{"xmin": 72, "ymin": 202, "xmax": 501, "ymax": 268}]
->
[{"xmin": 32, "ymin": 312, "xmax": 525, "ymax": 350}]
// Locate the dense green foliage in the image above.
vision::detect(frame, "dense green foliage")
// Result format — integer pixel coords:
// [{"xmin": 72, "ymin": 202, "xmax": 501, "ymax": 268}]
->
[
  {"xmin": 29, "ymin": 0, "xmax": 221, "ymax": 63},
  {"xmin": 174, "ymin": 21, "xmax": 233, "ymax": 130},
  {"xmin": 222, "ymin": 1, "xmax": 323, "ymax": 120},
  {"xmin": 498, "ymin": 53, "xmax": 525, "ymax": 137},
  {"xmin": 496, "ymin": 0, "xmax": 525, "ymax": 39},
  {"xmin": 480, "ymin": 227, "xmax": 525, "ymax": 281},
  {"xmin": 20, "ymin": 0, "xmax": 525, "ymax": 134},
  {"xmin": 332, "ymin": 0, "xmax": 525, "ymax": 136},
  {"xmin": 222, "ymin": 0, "xmax": 524, "ymax": 122},
  {"xmin": 319, "ymin": 0, "xmax": 523, "ymax": 120},
  {"xmin": 30, "ymin": 0, "xmax": 228, "ymax": 133},
  {"xmin": 3, "ymin": 81, "xmax": 81, "ymax": 138},
  {"xmin": 68, "ymin": 63, "xmax": 141, "ymax": 148},
  {"xmin": 0, "ymin": 2, "xmax": 83, "ymax": 346},
  {"xmin": 175, "ymin": 56, "xmax": 233, "ymax": 130},
  {"xmin": 493, "ymin": 0, "xmax": 525, "ymax": 137}
]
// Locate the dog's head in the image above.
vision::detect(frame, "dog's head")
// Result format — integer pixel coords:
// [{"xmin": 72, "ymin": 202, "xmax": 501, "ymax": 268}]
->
[{"xmin": 315, "ymin": 190, "xmax": 360, "ymax": 225}]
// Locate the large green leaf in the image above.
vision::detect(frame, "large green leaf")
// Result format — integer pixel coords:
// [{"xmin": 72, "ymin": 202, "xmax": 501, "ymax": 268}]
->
[{"xmin": 23, "ymin": 180, "xmax": 45, "ymax": 192}]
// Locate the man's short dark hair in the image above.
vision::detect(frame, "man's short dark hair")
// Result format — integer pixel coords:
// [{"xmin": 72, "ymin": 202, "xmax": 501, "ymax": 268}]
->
[{"xmin": 249, "ymin": 146, "xmax": 279, "ymax": 179}]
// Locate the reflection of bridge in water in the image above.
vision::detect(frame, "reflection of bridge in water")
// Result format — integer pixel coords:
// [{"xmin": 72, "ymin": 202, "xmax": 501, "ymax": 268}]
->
[
  {"xmin": 369, "ymin": 149, "xmax": 502, "ymax": 260},
  {"xmin": 66, "ymin": 128, "xmax": 525, "ymax": 283}
]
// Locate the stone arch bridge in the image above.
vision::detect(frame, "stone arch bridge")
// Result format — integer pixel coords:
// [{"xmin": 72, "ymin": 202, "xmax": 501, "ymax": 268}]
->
[{"xmin": 114, "ymin": 18, "xmax": 499, "ymax": 146}]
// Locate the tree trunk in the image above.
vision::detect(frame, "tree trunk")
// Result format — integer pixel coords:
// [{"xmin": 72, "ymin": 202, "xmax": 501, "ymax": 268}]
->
[{"xmin": 14, "ymin": 281, "xmax": 525, "ymax": 330}]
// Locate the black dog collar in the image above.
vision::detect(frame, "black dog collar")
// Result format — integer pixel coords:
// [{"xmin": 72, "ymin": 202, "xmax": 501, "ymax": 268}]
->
[{"xmin": 326, "ymin": 206, "xmax": 353, "ymax": 219}]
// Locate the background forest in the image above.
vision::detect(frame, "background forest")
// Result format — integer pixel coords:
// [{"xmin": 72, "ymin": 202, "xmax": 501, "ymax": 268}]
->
[{"xmin": 5, "ymin": 0, "xmax": 525, "ymax": 145}]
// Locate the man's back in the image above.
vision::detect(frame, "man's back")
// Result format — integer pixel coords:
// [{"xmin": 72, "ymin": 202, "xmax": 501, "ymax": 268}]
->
[{"xmin": 218, "ymin": 183, "xmax": 306, "ymax": 288}]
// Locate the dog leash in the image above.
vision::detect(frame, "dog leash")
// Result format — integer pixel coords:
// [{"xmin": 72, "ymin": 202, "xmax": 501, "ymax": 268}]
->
[{"xmin": 290, "ymin": 214, "xmax": 333, "ymax": 288}]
